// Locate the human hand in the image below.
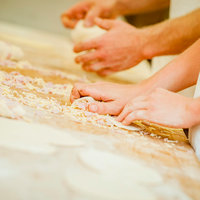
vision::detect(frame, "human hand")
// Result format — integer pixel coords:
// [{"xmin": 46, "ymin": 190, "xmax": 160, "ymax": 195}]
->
[
  {"xmin": 117, "ymin": 88, "xmax": 200, "ymax": 128},
  {"xmin": 61, "ymin": 0, "xmax": 119, "ymax": 28},
  {"xmin": 70, "ymin": 81, "xmax": 150, "ymax": 115},
  {"xmin": 74, "ymin": 18, "xmax": 146, "ymax": 76}
]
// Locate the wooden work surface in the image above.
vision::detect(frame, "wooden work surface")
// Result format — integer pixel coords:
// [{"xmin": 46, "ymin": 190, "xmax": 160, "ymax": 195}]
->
[{"xmin": 0, "ymin": 22, "xmax": 200, "ymax": 200}]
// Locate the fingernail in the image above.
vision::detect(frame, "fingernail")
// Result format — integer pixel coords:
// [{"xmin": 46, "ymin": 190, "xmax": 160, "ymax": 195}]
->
[{"xmin": 89, "ymin": 105, "xmax": 98, "ymax": 112}]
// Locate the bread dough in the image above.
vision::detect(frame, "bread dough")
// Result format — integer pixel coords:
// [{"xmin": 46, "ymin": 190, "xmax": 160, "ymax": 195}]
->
[
  {"xmin": 70, "ymin": 20, "xmax": 151, "ymax": 83},
  {"xmin": 70, "ymin": 20, "xmax": 106, "ymax": 44},
  {"xmin": 65, "ymin": 148, "xmax": 162, "ymax": 200},
  {"xmin": 0, "ymin": 41, "xmax": 24, "ymax": 61},
  {"xmin": 0, "ymin": 117, "xmax": 83, "ymax": 154}
]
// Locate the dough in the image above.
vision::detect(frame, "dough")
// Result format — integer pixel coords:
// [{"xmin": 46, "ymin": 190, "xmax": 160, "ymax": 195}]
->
[
  {"xmin": 70, "ymin": 20, "xmax": 106, "ymax": 44},
  {"xmin": 0, "ymin": 41, "xmax": 24, "ymax": 61},
  {"xmin": 65, "ymin": 148, "xmax": 162, "ymax": 200},
  {"xmin": 0, "ymin": 117, "xmax": 84, "ymax": 154},
  {"xmin": 70, "ymin": 21, "xmax": 151, "ymax": 83}
]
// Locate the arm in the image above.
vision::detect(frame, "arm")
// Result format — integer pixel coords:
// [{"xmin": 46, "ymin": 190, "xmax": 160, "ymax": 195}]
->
[
  {"xmin": 70, "ymin": 38, "xmax": 200, "ymax": 127},
  {"xmin": 74, "ymin": 9, "xmax": 200, "ymax": 76},
  {"xmin": 116, "ymin": 39, "xmax": 200, "ymax": 128},
  {"xmin": 115, "ymin": 0, "xmax": 169, "ymax": 16},
  {"xmin": 117, "ymin": 88, "xmax": 200, "ymax": 128},
  {"xmin": 61, "ymin": 0, "xmax": 169, "ymax": 28},
  {"xmin": 142, "ymin": 37, "xmax": 200, "ymax": 93},
  {"xmin": 143, "ymin": 8, "xmax": 200, "ymax": 58}
]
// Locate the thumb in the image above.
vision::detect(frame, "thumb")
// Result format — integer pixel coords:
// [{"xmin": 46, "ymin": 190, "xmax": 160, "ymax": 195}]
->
[
  {"xmin": 84, "ymin": 7, "xmax": 101, "ymax": 27},
  {"xmin": 94, "ymin": 17, "xmax": 115, "ymax": 30},
  {"xmin": 88, "ymin": 101, "xmax": 120, "ymax": 115}
]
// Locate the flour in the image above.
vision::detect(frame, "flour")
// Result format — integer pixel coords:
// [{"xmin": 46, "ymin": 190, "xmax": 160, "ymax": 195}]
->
[{"xmin": 0, "ymin": 117, "xmax": 83, "ymax": 154}]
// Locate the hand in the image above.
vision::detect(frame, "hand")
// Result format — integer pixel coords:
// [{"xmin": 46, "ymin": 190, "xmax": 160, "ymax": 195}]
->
[
  {"xmin": 70, "ymin": 82, "xmax": 150, "ymax": 115},
  {"xmin": 117, "ymin": 88, "xmax": 200, "ymax": 128},
  {"xmin": 74, "ymin": 18, "xmax": 147, "ymax": 76},
  {"xmin": 61, "ymin": 0, "xmax": 119, "ymax": 28}
]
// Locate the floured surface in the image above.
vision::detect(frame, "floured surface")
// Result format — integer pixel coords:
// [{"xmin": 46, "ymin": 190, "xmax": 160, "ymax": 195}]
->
[
  {"xmin": 65, "ymin": 148, "xmax": 191, "ymax": 200},
  {"xmin": 0, "ymin": 117, "xmax": 83, "ymax": 154},
  {"xmin": 0, "ymin": 27, "xmax": 199, "ymax": 200}
]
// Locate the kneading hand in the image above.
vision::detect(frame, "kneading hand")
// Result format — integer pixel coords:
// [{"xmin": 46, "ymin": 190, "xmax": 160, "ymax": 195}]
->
[
  {"xmin": 117, "ymin": 88, "xmax": 200, "ymax": 128},
  {"xmin": 74, "ymin": 18, "xmax": 146, "ymax": 76},
  {"xmin": 70, "ymin": 82, "xmax": 150, "ymax": 115},
  {"xmin": 61, "ymin": 0, "xmax": 119, "ymax": 28}
]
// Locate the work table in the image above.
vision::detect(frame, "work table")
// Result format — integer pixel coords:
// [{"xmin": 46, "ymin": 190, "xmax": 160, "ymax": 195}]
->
[{"xmin": 0, "ymin": 21, "xmax": 199, "ymax": 200}]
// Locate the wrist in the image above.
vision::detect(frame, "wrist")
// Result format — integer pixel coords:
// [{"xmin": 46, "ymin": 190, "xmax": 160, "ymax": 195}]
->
[
  {"xmin": 139, "ymin": 27, "xmax": 159, "ymax": 59},
  {"xmin": 137, "ymin": 79, "xmax": 158, "ymax": 94},
  {"xmin": 190, "ymin": 98, "xmax": 200, "ymax": 127}
]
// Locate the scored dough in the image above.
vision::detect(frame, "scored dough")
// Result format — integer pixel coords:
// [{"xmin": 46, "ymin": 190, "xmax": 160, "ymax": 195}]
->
[
  {"xmin": 65, "ymin": 148, "xmax": 162, "ymax": 200},
  {"xmin": 0, "ymin": 117, "xmax": 84, "ymax": 154}
]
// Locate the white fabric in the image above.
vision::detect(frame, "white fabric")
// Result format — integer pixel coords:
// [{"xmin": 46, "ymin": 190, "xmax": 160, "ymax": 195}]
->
[{"xmin": 189, "ymin": 73, "xmax": 200, "ymax": 160}]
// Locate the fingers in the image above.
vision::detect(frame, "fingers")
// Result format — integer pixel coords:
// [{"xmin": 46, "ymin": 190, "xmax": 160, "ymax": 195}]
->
[
  {"xmin": 97, "ymin": 69, "xmax": 114, "ymax": 76},
  {"xmin": 61, "ymin": 16, "xmax": 78, "ymax": 29},
  {"xmin": 88, "ymin": 101, "xmax": 120, "ymax": 115},
  {"xmin": 61, "ymin": 1, "xmax": 90, "ymax": 29},
  {"xmin": 70, "ymin": 82, "xmax": 111, "ymax": 103},
  {"xmin": 95, "ymin": 17, "xmax": 115, "ymax": 30},
  {"xmin": 75, "ymin": 52, "xmax": 101, "ymax": 64},
  {"xmin": 74, "ymin": 39, "xmax": 99, "ymax": 53},
  {"xmin": 116, "ymin": 100, "xmax": 149, "ymax": 122},
  {"xmin": 122, "ymin": 110, "xmax": 148, "ymax": 125},
  {"xmin": 70, "ymin": 83, "xmax": 88, "ymax": 103},
  {"xmin": 84, "ymin": 7, "xmax": 102, "ymax": 27},
  {"xmin": 82, "ymin": 62, "xmax": 106, "ymax": 72}
]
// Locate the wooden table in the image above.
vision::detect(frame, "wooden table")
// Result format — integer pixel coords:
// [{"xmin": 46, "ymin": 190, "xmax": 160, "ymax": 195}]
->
[{"xmin": 0, "ymin": 21, "xmax": 199, "ymax": 200}]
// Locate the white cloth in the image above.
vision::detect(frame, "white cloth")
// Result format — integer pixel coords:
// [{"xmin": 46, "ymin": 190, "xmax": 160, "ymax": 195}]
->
[{"xmin": 189, "ymin": 73, "xmax": 200, "ymax": 160}]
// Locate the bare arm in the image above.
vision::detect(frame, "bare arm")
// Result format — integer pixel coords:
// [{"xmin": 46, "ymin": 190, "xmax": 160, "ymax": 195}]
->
[
  {"xmin": 116, "ymin": 38, "xmax": 200, "ymax": 128},
  {"xmin": 73, "ymin": 9, "xmax": 200, "ymax": 75},
  {"xmin": 115, "ymin": 0, "xmax": 169, "ymax": 15},
  {"xmin": 142, "ymin": 37, "xmax": 200, "ymax": 93},
  {"xmin": 143, "ymin": 9, "xmax": 200, "ymax": 58},
  {"xmin": 61, "ymin": 0, "xmax": 169, "ymax": 28}
]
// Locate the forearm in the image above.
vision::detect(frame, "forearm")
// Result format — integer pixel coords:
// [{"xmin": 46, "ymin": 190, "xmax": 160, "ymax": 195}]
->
[
  {"xmin": 115, "ymin": 0, "xmax": 169, "ymax": 15},
  {"xmin": 141, "ymin": 38, "xmax": 200, "ymax": 92},
  {"xmin": 142, "ymin": 9, "xmax": 200, "ymax": 59}
]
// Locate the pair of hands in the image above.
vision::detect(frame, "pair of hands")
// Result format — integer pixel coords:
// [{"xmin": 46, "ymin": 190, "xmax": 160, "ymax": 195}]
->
[
  {"xmin": 71, "ymin": 82, "xmax": 199, "ymax": 129},
  {"xmin": 61, "ymin": 0, "xmax": 148, "ymax": 76}
]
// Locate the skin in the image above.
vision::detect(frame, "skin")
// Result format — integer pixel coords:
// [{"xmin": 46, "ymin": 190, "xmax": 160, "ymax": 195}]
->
[
  {"xmin": 71, "ymin": 38, "xmax": 200, "ymax": 128},
  {"xmin": 61, "ymin": 0, "xmax": 169, "ymax": 28},
  {"xmin": 74, "ymin": 18, "xmax": 146, "ymax": 76},
  {"xmin": 72, "ymin": 9, "xmax": 200, "ymax": 76},
  {"xmin": 70, "ymin": 82, "xmax": 151, "ymax": 115},
  {"xmin": 116, "ymin": 88, "xmax": 200, "ymax": 128}
]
